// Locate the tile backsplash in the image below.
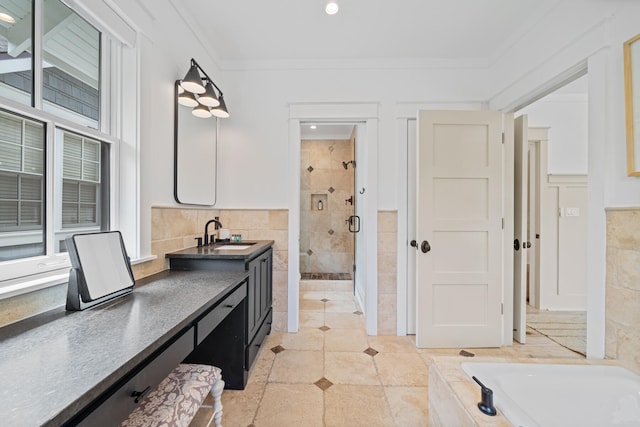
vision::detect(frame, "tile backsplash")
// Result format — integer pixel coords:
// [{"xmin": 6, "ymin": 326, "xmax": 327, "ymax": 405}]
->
[
  {"xmin": 0, "ymin": 206, "xmax": 399, "ymax": 337},
  {"xmin": 134, "ymin": 207, "xmax": 289, "ymax": 332}
]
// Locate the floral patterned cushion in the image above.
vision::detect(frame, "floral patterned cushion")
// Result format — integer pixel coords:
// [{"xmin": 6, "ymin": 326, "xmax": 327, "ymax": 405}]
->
[{"xmin": 121, "ymin": 364, "xmax": 221, "ymax": 427}]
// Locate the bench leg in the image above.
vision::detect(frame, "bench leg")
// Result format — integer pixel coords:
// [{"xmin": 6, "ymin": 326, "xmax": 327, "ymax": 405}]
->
[{"xmin": 211, "ymin": 377, "xmax": 225, "ymax": 427}]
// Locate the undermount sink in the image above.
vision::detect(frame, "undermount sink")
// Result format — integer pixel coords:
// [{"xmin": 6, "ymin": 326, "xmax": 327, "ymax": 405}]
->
[{"xmin": 215, "ymin": 245, "xmax": 252, "ymax": 250}]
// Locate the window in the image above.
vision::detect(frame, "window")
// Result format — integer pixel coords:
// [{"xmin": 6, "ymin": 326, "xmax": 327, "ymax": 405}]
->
[
  {"xmin": 42, "ymin": 0, "xmax": 100, "ymax": 128},
  {"xmin": 0, "ymin": 110, "xmax": 44, "ymax": 261},
  {"xmin": 56, "ymin": 129, "xmax": 109, "ymax": 252},
  {"xmin": 0, "ymin": 0, "xmax": 117, "ymax": 287},
  {"xmin": 62, "ymin": 133, "xmax": 100, "ymax": 227},
  {"xmin": 0, "ymin": 0, "xmax": 33, "ymax": 105}
]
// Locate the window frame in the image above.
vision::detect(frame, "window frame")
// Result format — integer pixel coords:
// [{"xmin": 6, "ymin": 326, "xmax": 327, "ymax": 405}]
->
[
  {"xmin": 0, "ymin": 0, "xmax": 125, "ymax": 292},
  {"xmin": 0, "ymin": 103, "xmax": 117, "ymax": 284}
]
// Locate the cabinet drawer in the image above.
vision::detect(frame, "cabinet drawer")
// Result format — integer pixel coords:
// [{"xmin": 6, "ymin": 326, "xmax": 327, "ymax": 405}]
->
[
  {"xmin": 246, "ymin": 308, "xmax": 272, "ymax": 369},
  {"xmin": 78, "ymin": 327, "xmax": 195, "ymax": 426},
  {"xmin": 197, "ymin": 282, "xmax": 246, "ymax": 345}
]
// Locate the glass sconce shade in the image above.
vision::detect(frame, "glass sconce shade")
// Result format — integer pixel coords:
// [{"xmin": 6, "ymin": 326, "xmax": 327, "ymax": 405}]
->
[
  {"xmin": 192, "ymin": 104, "xmax": 212, "ymax": 118},
  {"xmin": 181, "ymin": 64, "xmax": 206, "ymax": 94},
  {"xmin": 198, "ymin": 81, "xmax": 220, "ymax": 107},
  {"xmin": 178, "ymin": 91, "xmax": 199, "ymax": 107},
  {"xmin": 211, "ymin": 95, "xmax": 230, "ymax": 118}
]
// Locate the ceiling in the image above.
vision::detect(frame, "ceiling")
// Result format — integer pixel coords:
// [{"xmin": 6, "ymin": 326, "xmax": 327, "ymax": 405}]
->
[
  {"xmin": 300, "ymin": 123, "xmax": 354, "ymax": 140},
  {"xmin": 177, "ymin": 0, "xmax": 567, "ymax": 67}
]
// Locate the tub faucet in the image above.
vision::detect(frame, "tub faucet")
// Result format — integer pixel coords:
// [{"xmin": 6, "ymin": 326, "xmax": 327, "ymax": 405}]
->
[
  {"xmin": 204, "ymin": 217, "xmax": 222, "ymax": 245},
  {"xmin": 472, "ymin": 376, "xmax": 497, "ymax": 416}
]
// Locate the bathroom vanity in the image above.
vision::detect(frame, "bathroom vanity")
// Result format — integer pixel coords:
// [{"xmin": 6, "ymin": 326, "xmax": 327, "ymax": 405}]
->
[
  {"xmin": 0, "ymin": 270, "xmax": 248, "ymax": 426},
  {"xmin": 166, "ymin": 240, "xmax": 274, "ymax": 377}
]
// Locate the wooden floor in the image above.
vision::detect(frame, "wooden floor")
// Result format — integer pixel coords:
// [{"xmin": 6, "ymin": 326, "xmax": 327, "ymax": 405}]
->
[{"xmin": 526, "ymin": 305, "xmax": 587, "ymax": 356}]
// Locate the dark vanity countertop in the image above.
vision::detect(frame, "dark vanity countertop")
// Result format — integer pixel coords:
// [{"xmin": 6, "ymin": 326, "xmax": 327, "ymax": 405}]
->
[
  {"xmin": 0, "ymin": 269, "xmax": 248, "ymax": 426},
  {"xmin": 166, "ymin": 240, "xmax": 274, "ymax": 261}
]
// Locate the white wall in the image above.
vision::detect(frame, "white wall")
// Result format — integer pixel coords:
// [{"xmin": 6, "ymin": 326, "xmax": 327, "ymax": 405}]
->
[
  {"xmin": 488, "ymin": 0, "xmax": 640, "ymax": 206},
  {"xmin": 107, "ymin": 0, "xmax": 227, "ymax": 258},
  {"xmin": 518, "ymin": 92, "xmax": 588, "ymax": 174},
  {"xmin": 218, "ymin": 67, "xmax": 490, "ymax": 211},
  {"xmin": 108, "ymin": 1, "xmax": 492, "ymax": 260},
  {"xmin": 487, "ymin": 0, "xmax": 640, "ymax": 358}
]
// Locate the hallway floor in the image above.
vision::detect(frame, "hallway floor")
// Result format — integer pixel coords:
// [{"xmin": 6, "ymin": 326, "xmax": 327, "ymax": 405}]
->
[
  {"xmin": 526, "ymin": 305, "xmax": 587, "ymax": 355},
  {"xmin": 191, "ymin": 280, "xmax": 584, "ymax": 427}
]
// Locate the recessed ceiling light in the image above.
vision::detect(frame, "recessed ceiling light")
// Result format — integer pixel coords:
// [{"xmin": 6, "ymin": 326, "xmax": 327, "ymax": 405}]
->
[
  {"xmin": 325, "ymin": 2, "xmax": 339, "ymax": 15},
  {"xmin": 0, "ymin": 13, "xmax": 15, "ymax": 24},
  {"xmin": 310, "ymin": 125, "xmax": 317, "ymax": 129}
]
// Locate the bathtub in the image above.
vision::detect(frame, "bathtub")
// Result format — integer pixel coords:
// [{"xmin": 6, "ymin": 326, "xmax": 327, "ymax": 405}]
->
[{"xmin": 461, "ymin": 362, "xmax": 640, "ymax": 427}]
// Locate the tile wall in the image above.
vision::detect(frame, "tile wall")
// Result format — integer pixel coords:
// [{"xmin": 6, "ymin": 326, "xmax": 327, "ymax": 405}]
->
[
  {"xmin": 605, "ymin": 207, "xmax": 640, "ymax": 374},
  {"xmin": 378, "ymin": 211, "xmax": 398, "ymax": 335},
  {"xmin": 0, "ymin": 207, "xmax": 399, "ymax": 335},
  {"xmin": 132, "ymin": 207, "xmax": 289, "ymax": 332},
  {"xmin": 299, "ymin": 138, "xmax": 355, "ymax": 275}
]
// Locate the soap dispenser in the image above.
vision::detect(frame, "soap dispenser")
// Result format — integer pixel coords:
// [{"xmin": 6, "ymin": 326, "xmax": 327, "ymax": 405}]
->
[{"xmin": 318, "ymin": 200, "xmax": 323, "ymax": 210}]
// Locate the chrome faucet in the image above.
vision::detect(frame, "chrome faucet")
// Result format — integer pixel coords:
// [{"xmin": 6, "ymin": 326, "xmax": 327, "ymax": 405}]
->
[{"xmin": 204, "ymin": 217, "xmax": 222, "ymax": 245}]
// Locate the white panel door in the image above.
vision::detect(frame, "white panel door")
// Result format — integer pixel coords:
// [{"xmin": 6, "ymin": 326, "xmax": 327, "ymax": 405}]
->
[
  {"xmin": 513, "ymin": 115, "xmax": 528, "ymax": 344},
  {"xmin": 416, "ymin": 110, "xmax": 504, "ymax": 348}
]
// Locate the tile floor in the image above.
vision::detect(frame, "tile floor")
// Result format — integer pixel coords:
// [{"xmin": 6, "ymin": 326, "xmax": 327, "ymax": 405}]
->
[{"xmin": 191, "ymin": 280, "xmax": 584, "ymax": 427}]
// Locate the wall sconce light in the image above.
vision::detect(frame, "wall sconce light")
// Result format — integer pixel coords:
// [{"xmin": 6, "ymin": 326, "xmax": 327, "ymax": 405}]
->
[{"xmin": 178, "ymin": 58, "xmax": 229, "ymax": 118}]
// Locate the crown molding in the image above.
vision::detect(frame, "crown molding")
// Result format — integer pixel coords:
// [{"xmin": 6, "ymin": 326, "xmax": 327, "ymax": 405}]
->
[{"xmin": 219, "ymin": 57, "xmax": 489, "ymax": 71}]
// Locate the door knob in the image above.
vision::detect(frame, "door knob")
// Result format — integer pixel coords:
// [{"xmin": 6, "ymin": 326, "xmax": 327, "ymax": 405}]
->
[
  {"xmin": 420, "ymin": 240, "xmax": 431, "ymax": 253},
  {"xmin": 525, "ymin": 241, "xmax": 532, "ymax": 249},
  {"xmin": 410, "ymin": 240, "xmax": 418, "ymax": 250},
  {"xmin": 514, "ymin": 239, "xmax": 520, "ymax": 251}
]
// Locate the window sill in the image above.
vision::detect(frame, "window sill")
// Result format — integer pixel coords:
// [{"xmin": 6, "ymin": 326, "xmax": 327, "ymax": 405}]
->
[
  {"xmin": 131, "ymin": 255, "xmax": 157, "ymax": 265},
  {"xmin": 0, "ymin": 256, "xmax": 158, "ymax": 302},
  {"xmin": 0, "ymin": 272, "xmax": 69, "ymax": 301}
]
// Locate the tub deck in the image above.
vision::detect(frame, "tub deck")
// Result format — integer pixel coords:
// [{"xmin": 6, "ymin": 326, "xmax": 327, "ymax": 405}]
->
[{"xmin": 428, "ymin": 356, "xmax": 627, "ymax": 427}]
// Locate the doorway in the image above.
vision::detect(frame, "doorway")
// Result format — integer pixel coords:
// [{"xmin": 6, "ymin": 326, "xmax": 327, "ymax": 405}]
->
[
  {"xmin": 515, "ymin": 74, "xmax": 589, "ymax": 355},
  {"xmin": 401, "ymin": 75, "xmax": 588, "ymax": 353},
  {"xmin": 287, "ymin": 103, "xmax": 379, "ymax": 335},
  {"xmin": 299, "ymin": 123, "xmax": 357, "ymax": 286}
]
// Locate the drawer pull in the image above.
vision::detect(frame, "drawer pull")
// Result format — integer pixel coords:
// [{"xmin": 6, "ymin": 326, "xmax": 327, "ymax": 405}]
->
[
  {"xmin": 224, "ymin": 304, "xmax": 234, "ymax": 308},
  {"xmin": 131, "ymin": 386, "xmax": 151, "ymax": 403}
]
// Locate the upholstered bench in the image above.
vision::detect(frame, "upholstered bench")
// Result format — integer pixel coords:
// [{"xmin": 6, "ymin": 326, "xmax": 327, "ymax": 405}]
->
[{"xmin": 121, "ymin": 364, "xmax": 224, "ymax": 427}]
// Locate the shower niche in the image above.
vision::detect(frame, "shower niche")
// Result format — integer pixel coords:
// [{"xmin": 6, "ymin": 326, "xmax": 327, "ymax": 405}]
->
[{"xmin": 311, "ymin": 193, "xmax": 327, "ymax": 211}]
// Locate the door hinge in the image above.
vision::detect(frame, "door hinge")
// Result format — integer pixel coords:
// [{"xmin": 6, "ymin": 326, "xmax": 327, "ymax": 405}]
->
[
  {"xmin": 501, "ymin": 132, "xmax": 505, "ymax": 144},
  {"xmin": 352, "ymin": 264, "xmax": 356, "ymax": 273},
  {"xmin": 501, "ymin": 218, "xmax": 504, "ymax": 229},
  {"xmin": 501, "ymin": 303, "xmax": 504, "ymax": 315}
]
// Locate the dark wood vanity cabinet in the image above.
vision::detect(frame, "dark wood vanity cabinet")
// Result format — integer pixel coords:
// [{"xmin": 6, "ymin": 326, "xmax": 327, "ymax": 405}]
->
[
  {"xmin": 167, "ymin": 243, "xmax": 273, "ymax": 387},
  {"xmin": 246, "ymin": 248, "xmax": 273, "ymax": 368}
]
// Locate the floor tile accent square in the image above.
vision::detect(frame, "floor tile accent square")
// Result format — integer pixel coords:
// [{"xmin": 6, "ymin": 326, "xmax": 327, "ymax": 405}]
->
[
  {"xmin": 319, "ymin": 325, "xmax": 330, "ymax": 332},
  {"xmin": 271, "ymin": 345, "xmax": 285, "ymax": 354},
  {"xmin": 363, "ymin": 347, "xmax": 379, "ymax": 357},
  {"xmin": 314, "ymin": 377, "xmax": 333, "ymax": 391}
]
